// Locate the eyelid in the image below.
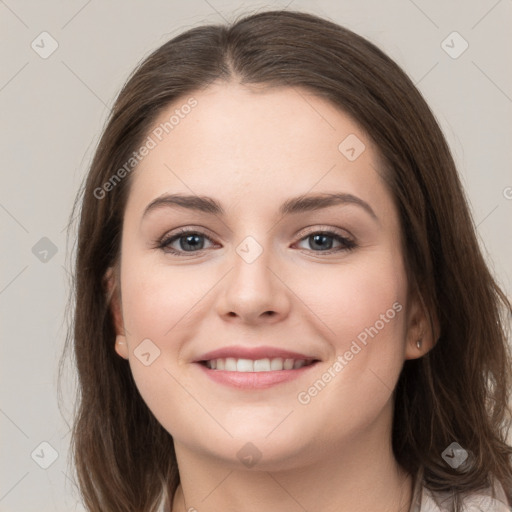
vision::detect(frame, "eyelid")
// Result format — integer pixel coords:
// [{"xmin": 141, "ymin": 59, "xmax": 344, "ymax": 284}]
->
[
  {"xmin": 295, "ymin": 224, "xmax": 354, "ymax": 240},
  {"xmin": 159, "ymin": 224, "xmax": 353, "ymax": 242},
  {"xmin": 158, "ymin": 225, "xmax": 216, "ymax": 243}
]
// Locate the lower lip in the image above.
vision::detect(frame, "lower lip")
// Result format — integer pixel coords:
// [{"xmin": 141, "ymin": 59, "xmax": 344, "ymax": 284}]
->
[{"xmin": 195, "ymin": 362, "xmax": 319, "ymax": 389}]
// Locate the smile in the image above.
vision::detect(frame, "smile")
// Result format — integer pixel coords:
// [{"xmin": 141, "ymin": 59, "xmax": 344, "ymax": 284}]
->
[{"xmin": 202, "ymin": 357, "xmax": 316, "ymax": 372}]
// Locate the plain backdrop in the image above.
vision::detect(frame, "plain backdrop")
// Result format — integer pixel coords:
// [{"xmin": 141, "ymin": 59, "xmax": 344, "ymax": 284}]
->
[{"xmin": 1, "ymin": 1, "xmax": 511, "ymax": 510}]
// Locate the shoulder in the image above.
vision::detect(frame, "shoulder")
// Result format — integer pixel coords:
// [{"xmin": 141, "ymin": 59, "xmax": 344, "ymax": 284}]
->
[{"xmin": 410, "ymin": 471, "xmax": 510, "ymax": 512}]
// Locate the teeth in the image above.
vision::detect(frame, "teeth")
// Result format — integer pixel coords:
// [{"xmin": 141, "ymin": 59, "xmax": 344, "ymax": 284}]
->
[
  {"xmin": 253, "ymin": 358, "xmax": 270, "ymax": 372},
  {"xmin": 236, "ymin": 358, "xmax": 254, "ymax": 372},
  {"xmin": 204, "ymin": 357, "xmax": 312, "ymax": 371},
  {"xmin": 225, "ymin": 357, "xmax": 237, "ymax": 371},
  {"xmin": 284, "ymin": 359, "xmax": 294, "ymax": 370},
  {"xmin": 270, "ymin": 358, "xmax": 284, "ymax": 370}
]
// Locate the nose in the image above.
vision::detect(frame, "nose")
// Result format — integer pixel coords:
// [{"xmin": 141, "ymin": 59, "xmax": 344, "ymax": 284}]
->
[{"xmin": 215, "ymin": 237, "xmax": 292, "ymax": 325}]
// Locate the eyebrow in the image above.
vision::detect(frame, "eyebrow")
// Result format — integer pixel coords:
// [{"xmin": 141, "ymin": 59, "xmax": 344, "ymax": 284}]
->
[{"xmin": 142, "ymin": 192, "xmax": 378, "ymax": 222}]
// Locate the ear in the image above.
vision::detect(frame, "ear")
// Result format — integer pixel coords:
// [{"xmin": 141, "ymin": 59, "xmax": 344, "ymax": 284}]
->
[
  {"xmin": 404, "ymin": 286, "xmax": 439, "ymax": 360},
  {"xmin": 103, "ymin": 266, "xmax": 129, "ymax": 360}
]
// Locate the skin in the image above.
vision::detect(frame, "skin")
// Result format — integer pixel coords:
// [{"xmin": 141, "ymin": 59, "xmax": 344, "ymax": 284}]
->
[{"xmin": 107, "ymin": 82, "xmax": 435, "ymax": 512}]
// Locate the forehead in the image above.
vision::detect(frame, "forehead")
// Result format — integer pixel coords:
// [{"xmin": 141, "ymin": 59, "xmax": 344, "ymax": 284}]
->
[{"xmin": 125, "ymin": 82, "xmax": 393, "ymax": 221}]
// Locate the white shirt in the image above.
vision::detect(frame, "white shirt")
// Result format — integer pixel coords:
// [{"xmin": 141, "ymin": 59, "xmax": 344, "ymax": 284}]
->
[
  {"xmin": 408, "ymin": 467, "xmax": 510, "ymax": 511},
  {"xmin": 158, "ymin": 469, "xmax": 511, "ymax": 511}
]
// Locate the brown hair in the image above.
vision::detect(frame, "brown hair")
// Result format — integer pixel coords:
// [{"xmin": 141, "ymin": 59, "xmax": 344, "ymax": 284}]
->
[{"xmin": 60, "ymin": 9, "xmax": 512, "ymax": 511}]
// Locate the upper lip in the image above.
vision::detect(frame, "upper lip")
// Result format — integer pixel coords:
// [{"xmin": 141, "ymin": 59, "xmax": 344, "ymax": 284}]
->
[{"xmin": 193, "ymin": 345, "xmax": 320, "ymax": 363}]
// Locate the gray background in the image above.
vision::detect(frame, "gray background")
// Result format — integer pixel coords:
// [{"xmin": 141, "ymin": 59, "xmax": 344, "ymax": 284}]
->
[{"xmin": 1, "ymin": 0, "xmax": 511, "ymax": 510}]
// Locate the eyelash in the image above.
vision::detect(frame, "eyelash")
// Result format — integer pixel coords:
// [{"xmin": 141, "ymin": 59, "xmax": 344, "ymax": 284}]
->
[{"xmin": 155, "ymin": 226, "xmax": 357, "ymax": 257}]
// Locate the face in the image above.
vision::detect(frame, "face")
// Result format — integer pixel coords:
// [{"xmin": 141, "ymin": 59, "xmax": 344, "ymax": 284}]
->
[{"xmin": 108, "ymin": 82, "xmax": 426, "ymax": 470}]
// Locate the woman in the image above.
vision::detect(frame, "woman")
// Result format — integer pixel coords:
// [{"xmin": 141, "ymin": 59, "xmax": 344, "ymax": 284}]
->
[{"xmin": 61, "ymin": 9, "xmax": 512, "ymax": 512}]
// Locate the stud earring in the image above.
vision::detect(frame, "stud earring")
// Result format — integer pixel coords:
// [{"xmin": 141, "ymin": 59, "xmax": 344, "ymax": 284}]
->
[{"xmin": 416, "ymin": 339, "xmax": 422, "ymax": 350}]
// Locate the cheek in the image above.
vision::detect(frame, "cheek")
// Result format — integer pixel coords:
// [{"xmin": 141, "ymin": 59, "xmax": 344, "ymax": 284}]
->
[
  {"xmin": 307, "ymin": 254, "xmax": 407, "ymax": 345},
  {"xmin": 301, "ymin": 250, "xmax": 409, "ymax": 409},
  {"xmin": 118, "ymin": 255, "xmax": 216, "ymax": 409},
  {"xmin": 118, "ymin": 261, "xmax": 202, "ymax": 431},
  {"xmin": 120, "ymin": 254, "xmax": 209, "ymax": 341},
  {"xmin": 287, "ymin": 255, "xmax": 409, "ymax": 445}
]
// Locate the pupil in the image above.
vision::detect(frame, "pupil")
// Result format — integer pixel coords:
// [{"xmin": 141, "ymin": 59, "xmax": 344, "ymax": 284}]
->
[
  {"xmin": 182, "ymin": 234, "xmax": 203, "ymax": 251},
  {"xmin": 311, "ymin": 234, "xmax": 332, "ymax": 251}
]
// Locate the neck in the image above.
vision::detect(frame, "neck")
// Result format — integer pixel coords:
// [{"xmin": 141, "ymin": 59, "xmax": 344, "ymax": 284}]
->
[{"xmin": 169, "ymin": 407, "xmax": 413, "ymax": 512}]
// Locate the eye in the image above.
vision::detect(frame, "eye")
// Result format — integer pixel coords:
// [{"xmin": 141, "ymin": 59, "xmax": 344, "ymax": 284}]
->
[
  {"xmin": 157, "ymin": 228, "xmax": 216, "ymax": 256},
  {"xmin": 294, "ymin": 229, "xmax": 357, "ymax": 254}
]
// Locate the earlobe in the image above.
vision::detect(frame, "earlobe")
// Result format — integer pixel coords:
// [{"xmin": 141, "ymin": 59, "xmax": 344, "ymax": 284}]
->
[
  {"xmin": 104, "ymin": 267, "xmax": 130, "ymax": 360},
  {"xmin": 114, "ymin": 335, "xmax": 129, "ymax": 359},
  {"xmin": 404, "ymin": 288, "xmax": 439, "ymax": 360}
]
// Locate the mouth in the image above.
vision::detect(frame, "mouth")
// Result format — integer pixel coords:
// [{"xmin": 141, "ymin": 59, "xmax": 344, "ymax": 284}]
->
[
  {"xmin": 193, "ymin": 346, "xmax": 321, "ymax": 389},
  {"xmin": 199, "ymin": 357, "xmax": 317, "ymax": 372}
]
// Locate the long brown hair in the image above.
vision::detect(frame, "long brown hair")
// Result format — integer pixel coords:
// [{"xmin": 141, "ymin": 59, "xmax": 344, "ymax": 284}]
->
[{"xmin": 60, "ymin": 9, "xmax": 512, "ymax": 511}]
